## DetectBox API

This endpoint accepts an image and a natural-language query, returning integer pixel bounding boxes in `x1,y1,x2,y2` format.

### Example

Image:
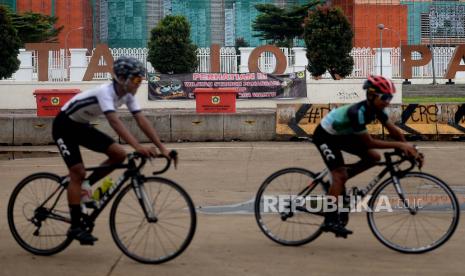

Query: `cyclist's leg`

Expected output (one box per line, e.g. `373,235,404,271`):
84,144,126,185
313,125,347,198
80,126,125,185
340,137,381,179
313,126,352,237
52,115,98,244
329,167,348,198
346,150,380,178
52,112,84,210
67,164,86,228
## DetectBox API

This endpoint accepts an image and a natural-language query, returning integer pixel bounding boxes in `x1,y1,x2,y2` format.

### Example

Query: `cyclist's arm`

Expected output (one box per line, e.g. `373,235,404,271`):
105,111,144,151
357,131,416,157
133,112,169,156
383,120,406,142
357,132,404,149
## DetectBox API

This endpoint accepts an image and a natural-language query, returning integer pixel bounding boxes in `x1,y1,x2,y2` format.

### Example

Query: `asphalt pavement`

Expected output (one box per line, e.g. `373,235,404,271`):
1,141,465,276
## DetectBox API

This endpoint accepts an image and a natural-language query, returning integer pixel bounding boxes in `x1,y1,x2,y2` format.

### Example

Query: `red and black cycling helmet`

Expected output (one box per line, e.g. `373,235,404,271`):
363,75,396,95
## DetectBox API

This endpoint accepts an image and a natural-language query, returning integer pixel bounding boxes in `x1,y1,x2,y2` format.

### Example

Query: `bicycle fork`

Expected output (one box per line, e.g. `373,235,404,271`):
392,176,417,215
132,178,158,223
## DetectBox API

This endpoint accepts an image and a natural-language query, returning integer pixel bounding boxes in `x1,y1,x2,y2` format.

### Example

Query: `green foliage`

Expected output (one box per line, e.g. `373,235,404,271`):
0,5,20,79
252,1,322,48
403,97,465,103
304,5,354,79
8,8,63,46
147,15,198,74
235,37,249,49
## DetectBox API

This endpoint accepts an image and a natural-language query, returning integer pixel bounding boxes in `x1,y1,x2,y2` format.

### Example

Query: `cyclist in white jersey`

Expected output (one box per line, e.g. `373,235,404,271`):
52,56,174,245
312,75,423,237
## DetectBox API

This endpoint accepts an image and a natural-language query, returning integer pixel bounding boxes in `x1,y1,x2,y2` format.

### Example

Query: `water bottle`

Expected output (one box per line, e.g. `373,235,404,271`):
93,177,114,200
81,180,93,204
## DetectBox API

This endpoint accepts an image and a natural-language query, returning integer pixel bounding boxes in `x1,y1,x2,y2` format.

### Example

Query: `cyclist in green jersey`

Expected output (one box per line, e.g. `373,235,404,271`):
313,75,423,237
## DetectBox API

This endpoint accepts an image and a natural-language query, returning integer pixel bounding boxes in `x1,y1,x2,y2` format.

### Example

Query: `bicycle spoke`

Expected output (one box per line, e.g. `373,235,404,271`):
157,223,183,249
381,214,409,237
415,216,436,244
153,225,169,257
132,223,151,254
124,221,149,254
115,218,146,224
116,220,145,239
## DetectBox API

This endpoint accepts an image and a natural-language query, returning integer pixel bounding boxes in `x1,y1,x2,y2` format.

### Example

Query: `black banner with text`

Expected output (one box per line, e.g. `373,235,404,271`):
148,71,307,100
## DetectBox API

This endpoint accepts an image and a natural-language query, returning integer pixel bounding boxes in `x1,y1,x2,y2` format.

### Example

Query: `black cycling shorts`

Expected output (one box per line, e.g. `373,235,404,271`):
52,111,115,168
312,124,371,171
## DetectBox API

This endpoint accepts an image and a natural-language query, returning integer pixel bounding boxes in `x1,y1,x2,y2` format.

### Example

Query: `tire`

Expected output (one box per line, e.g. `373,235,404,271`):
7,173,72,255
109,177,197,264
367,172,460,253
255,168,327,246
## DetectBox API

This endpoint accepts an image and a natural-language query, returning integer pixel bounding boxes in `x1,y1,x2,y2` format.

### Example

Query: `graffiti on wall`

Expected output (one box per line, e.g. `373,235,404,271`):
335,90,361,101
278,103,465,139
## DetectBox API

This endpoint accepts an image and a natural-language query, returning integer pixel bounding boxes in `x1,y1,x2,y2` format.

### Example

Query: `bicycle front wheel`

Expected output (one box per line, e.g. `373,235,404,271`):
109,177,197,264
368,172,460,253
7,173,72,255
255,168,327,246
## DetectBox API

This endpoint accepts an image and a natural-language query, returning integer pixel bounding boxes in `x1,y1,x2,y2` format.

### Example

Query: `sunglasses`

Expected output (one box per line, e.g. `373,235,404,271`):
130,76,143,85
375,93,393,102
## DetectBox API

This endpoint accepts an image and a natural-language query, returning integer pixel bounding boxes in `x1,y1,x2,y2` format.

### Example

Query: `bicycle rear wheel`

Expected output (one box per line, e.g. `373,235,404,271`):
368,172,460,253
7,173,72,255
255,168,327,246
109,177,196,264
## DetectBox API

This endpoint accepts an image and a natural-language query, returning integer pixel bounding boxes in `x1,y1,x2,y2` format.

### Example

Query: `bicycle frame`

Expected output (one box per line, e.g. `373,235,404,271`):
37,153,170,226
299,150,417,212
84,166,133,222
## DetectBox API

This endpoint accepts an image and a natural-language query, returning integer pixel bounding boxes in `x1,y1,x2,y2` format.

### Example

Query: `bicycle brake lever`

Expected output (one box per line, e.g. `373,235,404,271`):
169,150,178,169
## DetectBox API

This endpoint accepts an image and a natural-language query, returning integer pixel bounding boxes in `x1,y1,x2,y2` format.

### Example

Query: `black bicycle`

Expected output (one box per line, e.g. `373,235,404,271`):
7,151,197,264
255,147,460,253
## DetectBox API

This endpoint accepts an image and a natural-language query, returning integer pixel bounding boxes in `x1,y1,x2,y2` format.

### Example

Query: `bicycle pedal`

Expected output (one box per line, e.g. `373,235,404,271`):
335,233,348,239
79,240,95,246
77,235,98,246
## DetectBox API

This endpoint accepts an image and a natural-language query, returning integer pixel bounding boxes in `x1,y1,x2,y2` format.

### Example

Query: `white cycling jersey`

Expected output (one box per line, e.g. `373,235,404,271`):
61,83,141,124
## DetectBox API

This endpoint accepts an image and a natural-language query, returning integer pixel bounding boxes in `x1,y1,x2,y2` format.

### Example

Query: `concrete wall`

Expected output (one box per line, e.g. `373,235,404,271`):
0,116,14,145
3,102,465,145
0,78,408,110
0,110,276,145
307,79,402,104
